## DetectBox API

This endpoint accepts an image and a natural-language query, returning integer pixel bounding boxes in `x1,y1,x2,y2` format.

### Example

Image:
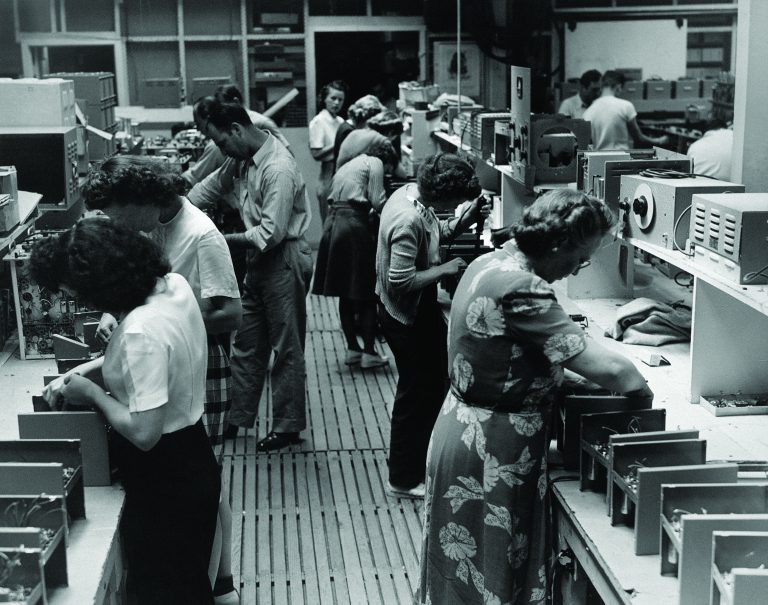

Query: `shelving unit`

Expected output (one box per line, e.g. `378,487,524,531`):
120,0,308,120
433,118,768,411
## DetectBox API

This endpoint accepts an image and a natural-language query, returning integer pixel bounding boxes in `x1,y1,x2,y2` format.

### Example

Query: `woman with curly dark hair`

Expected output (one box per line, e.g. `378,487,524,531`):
46,155,242,604
74,155,241,459
417,190,653,605
375,152,491,498
312,139,398,369
31,219,221,605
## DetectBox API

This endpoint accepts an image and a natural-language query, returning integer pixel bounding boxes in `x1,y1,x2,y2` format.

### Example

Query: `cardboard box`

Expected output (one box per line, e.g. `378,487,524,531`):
0,78,76,127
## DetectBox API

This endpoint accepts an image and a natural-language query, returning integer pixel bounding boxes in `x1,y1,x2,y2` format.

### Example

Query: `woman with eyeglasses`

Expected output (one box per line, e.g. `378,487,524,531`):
416,189,653,605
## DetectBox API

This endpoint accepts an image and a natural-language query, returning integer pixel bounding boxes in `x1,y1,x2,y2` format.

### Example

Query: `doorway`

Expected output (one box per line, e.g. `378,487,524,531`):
47,45,116,75
313,31,420,112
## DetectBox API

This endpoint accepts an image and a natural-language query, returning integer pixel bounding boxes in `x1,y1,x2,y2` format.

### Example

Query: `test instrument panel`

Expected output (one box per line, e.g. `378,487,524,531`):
577,149,693,211
689,193,768,284
505,66,589,188
0,126,80,208
0,165,19,232
618,175,743,251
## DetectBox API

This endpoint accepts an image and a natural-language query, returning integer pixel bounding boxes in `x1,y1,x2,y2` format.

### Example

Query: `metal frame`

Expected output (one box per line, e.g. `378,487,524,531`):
304,14,426,125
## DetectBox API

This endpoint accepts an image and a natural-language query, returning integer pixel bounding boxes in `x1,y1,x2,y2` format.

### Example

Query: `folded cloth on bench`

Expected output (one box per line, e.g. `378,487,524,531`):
606,297,691,346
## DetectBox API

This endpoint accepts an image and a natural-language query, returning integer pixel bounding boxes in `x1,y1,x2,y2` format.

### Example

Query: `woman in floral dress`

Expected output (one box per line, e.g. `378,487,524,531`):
418,190,654,604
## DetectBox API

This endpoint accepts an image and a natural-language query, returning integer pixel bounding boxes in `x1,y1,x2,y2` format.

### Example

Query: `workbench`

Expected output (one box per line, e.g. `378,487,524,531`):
430,124,768,602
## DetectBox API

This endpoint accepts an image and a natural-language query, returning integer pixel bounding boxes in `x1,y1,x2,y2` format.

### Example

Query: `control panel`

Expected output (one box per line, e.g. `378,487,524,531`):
690,193,768,284
619,174,743,251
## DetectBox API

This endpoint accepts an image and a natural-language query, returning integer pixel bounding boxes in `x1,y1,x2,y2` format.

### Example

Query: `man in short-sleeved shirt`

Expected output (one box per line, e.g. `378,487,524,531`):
686,124,733,181
188,96,313,451
583,70,668,151
558,69,601,120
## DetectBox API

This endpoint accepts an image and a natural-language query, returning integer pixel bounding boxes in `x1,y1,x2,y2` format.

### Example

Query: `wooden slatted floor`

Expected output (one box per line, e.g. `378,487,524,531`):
222,295,423,604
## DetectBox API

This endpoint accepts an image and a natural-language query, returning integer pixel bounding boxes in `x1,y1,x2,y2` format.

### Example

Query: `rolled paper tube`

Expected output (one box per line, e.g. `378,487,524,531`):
263,88,300,118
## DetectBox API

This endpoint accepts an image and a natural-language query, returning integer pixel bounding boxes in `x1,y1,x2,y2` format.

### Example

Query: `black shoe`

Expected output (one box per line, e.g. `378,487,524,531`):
256,431,302,451
223,424,240,440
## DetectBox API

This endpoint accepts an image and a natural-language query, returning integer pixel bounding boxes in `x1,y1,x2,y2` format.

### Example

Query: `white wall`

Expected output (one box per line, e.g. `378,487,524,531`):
283,126,324,246
565,19,687,81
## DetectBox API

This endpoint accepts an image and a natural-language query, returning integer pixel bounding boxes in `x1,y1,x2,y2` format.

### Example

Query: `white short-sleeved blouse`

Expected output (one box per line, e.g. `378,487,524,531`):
102,273,207,433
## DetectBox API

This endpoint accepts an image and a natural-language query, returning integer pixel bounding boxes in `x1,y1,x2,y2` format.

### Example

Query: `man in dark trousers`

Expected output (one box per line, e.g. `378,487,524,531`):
188,96,313,451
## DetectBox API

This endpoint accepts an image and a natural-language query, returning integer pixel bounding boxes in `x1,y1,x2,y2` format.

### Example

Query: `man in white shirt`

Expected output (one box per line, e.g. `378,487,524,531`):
583,71,668,151
558,69,602,119
686,120,733,181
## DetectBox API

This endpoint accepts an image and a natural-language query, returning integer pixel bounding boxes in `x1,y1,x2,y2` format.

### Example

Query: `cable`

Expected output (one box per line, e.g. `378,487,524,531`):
744,263,768,284
637,168,719,180
672,204,694,256
674,271,694,289
445,197,482,258
639,168,689,179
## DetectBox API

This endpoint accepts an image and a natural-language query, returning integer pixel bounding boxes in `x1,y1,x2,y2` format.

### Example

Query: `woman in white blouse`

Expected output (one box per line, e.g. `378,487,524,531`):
30,219,220,605
309,79,347,222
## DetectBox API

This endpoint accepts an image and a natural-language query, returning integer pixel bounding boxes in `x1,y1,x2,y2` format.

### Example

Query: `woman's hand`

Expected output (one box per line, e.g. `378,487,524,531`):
96,313,118,345
43,374,69,409
61,374,102,408
442,258,467,276
475,195,492,221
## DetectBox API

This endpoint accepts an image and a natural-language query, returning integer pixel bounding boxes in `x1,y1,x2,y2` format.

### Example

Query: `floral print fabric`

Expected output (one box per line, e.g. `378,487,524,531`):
417,241,586,605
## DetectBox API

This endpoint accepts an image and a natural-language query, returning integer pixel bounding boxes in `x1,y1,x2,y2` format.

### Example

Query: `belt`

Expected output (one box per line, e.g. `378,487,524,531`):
449,385,550,415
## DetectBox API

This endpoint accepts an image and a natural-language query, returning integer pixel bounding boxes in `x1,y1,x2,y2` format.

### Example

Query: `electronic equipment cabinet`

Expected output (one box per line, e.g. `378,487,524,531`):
0,126,81,209
4,239,89,359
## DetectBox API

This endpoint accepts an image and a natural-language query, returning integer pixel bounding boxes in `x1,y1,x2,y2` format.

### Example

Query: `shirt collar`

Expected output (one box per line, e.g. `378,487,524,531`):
502,239,533,272
405,184,436,222
248,132,276,167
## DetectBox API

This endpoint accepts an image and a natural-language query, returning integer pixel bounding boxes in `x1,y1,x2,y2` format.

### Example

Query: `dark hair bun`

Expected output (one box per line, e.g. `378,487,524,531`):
417,153,481,205
510,190,614,258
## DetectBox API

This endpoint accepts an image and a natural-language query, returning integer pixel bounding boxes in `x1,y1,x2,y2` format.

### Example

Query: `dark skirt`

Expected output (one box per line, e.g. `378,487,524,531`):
113,419,220,605
312,202,377,301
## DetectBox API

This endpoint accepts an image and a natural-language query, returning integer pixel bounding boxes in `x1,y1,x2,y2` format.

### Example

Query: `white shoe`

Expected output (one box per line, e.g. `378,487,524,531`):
344,349,362,365
361,352,389,369
386,481,425,499
214,589,240,605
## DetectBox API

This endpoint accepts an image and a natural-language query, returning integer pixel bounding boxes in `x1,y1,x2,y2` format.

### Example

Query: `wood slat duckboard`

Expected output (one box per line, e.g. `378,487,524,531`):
223,295,422,605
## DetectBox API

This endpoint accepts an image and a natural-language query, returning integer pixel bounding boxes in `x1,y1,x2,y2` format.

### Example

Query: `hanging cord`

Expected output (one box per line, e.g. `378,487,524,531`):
674,271,695,289
546,474,579,603
744,263,768,284
446,196,482,253
672,204,694,256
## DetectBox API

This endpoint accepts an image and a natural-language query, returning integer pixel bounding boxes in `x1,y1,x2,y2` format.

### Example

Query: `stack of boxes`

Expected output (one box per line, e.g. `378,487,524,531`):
190,76,232,103
46,72,118,162
141,77,183,108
